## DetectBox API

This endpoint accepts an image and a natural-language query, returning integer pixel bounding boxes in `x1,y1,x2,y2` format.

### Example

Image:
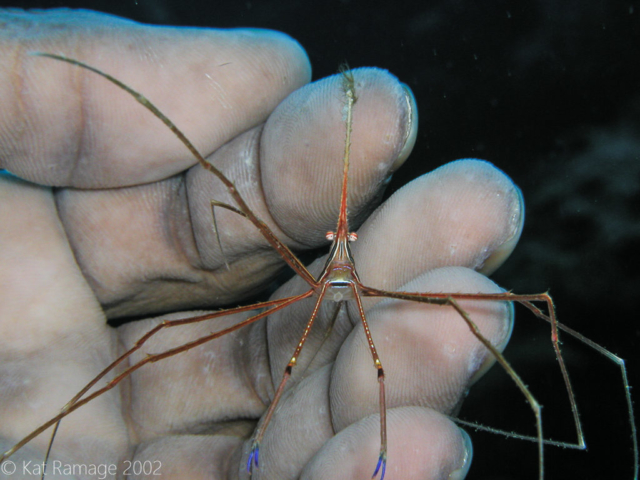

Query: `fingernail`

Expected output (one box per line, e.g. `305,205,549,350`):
468,299,514,385
390,83,418,172
478,184,525,275
449,429,473,480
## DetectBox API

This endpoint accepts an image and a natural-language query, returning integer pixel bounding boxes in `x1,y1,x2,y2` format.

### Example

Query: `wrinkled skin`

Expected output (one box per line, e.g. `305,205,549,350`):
0,9,523,480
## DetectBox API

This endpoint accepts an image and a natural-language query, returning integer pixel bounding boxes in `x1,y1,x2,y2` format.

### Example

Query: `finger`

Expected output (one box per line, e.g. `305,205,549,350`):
183,67,416,287
300,408,471,480
330,267,513,431
0,9,310,188
235,365,471,480
260,67,417,246
124,410,467,480
354,159,525,290
0,173,128,466
242,362,471,480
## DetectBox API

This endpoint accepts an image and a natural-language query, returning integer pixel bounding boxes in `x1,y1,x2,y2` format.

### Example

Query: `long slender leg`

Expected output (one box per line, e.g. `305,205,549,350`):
450,292,585,453
361,287,638,479
447,290,635,476
247,284,329,477
445,296,544,480
456,293,584,451
521,299,638,479
0,291,312,464
36,295,304,473
351,286,387,480
361,287,545,480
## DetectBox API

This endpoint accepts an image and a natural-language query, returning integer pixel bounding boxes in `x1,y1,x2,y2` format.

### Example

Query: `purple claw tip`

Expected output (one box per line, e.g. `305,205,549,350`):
246,445,260,473
372,455,387,480
246,450,254,473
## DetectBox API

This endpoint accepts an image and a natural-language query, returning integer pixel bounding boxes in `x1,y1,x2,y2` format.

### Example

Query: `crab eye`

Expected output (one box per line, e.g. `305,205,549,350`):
326,231,336,241
348,232,358,242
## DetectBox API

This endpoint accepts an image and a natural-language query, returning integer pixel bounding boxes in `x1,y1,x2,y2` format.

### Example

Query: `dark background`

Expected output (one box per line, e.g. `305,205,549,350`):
3,1,639,479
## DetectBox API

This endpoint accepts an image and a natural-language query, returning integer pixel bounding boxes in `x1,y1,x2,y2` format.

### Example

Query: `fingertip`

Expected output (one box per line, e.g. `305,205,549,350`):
478,181,525,275
440,159,524,276
261,67,413,246
391,83,418,172
353,158,524,289
330,267,512,429
232,27,312,85
301,408,471,480
449,428,473,480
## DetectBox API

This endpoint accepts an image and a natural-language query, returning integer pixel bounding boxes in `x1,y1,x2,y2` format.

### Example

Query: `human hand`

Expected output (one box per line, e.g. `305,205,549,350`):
0,9,522,480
